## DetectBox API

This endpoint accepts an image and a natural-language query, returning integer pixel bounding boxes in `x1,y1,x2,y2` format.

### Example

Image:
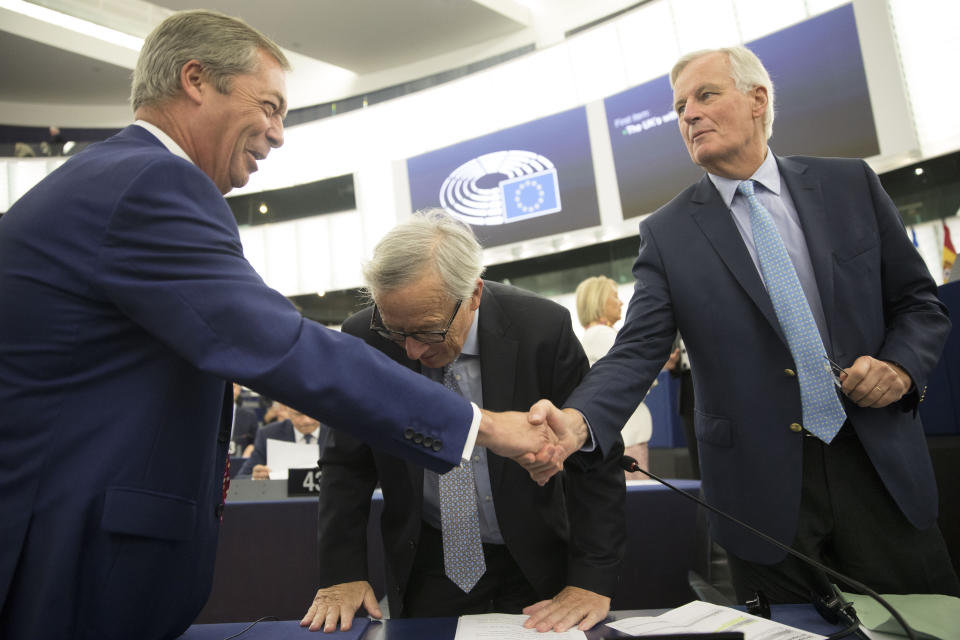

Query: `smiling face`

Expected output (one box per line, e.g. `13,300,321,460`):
195,49,287,194
672,52,767,179
375,272,482,370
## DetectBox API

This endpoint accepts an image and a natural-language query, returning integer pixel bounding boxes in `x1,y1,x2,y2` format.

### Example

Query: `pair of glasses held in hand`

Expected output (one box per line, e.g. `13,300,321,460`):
824,355,846,389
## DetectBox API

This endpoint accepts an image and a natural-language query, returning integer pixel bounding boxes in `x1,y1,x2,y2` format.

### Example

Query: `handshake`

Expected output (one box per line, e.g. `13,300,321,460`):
475,400,590,485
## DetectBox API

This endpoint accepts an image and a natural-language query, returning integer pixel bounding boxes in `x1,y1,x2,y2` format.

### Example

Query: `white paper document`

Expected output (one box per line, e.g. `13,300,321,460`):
455,614,587,640
265,438,318,480
606,601,826,640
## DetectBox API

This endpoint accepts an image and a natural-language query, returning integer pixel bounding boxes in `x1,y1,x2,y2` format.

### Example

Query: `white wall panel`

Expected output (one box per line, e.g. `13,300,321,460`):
732,0,806,42
294,216,333,295
617,1,680,88
263,221,300,296
670,0,741,54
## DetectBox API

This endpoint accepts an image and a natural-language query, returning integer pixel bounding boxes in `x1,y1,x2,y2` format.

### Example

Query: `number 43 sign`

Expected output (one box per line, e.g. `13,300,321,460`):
287,467,322,496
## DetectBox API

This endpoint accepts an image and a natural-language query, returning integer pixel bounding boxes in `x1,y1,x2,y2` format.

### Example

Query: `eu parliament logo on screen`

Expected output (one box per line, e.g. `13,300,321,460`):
500,169,561,222
438,150,562,226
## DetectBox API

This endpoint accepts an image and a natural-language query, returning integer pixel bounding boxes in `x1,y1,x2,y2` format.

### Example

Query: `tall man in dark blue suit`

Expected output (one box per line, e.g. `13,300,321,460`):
0,10,561,640
531,46,959,602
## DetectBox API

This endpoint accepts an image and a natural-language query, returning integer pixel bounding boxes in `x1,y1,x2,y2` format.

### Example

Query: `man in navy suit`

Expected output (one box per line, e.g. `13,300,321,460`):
238,405,322,478
301,211,624,634
0,10,561,640
532,46,959,602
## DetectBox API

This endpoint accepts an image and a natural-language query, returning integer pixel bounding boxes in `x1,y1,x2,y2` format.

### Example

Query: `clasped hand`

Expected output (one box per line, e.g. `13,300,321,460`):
477,403,589,486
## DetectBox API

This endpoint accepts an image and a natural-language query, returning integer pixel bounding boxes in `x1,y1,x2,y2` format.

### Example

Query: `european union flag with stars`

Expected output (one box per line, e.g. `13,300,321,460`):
499,169,562,223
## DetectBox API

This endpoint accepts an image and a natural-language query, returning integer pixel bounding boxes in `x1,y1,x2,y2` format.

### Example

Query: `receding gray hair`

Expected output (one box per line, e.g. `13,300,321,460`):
670,46,775,140
131,9,290,111
363,208,485,303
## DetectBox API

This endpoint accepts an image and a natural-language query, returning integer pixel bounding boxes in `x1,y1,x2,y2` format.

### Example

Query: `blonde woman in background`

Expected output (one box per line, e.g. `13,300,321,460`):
575,276,652,480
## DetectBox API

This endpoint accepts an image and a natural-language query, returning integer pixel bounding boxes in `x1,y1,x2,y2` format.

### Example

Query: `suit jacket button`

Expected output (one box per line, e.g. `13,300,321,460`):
413,433,424,444
789,423,803,433
423,437,434,448
432,440,442,451
784,369,796,377
403,428,415,440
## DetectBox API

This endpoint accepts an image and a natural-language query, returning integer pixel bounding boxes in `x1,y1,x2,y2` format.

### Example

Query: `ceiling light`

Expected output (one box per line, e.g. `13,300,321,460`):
0,0,144,51
914,167,924,176
258,203,268,214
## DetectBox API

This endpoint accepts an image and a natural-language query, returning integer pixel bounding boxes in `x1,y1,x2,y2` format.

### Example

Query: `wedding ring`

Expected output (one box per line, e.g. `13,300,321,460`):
874,385,884,393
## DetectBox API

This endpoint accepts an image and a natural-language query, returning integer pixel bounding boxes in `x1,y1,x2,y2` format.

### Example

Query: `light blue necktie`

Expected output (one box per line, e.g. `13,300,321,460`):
438,363,486,592
738,179,846,443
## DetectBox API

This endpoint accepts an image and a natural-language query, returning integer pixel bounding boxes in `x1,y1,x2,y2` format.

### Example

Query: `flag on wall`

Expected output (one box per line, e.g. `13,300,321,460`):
944,222,956,282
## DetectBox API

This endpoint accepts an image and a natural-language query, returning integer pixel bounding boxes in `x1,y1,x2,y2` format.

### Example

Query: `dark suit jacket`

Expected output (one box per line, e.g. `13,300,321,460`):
316,282,626,615
0,126,476,640
566,156,950,563
237,419,321,475
232,406,259,453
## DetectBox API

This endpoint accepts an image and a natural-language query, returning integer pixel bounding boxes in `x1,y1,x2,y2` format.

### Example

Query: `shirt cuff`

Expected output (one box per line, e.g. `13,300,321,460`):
460,402,482,461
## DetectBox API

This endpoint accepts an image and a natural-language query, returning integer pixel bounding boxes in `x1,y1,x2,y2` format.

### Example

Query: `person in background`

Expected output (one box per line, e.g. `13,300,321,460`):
575,276,678,480
238,404,321,479
231,383,259,457
0,11,561,640
261,398,291,426
664,335,698,478
302,210,625,634
531,45,959,604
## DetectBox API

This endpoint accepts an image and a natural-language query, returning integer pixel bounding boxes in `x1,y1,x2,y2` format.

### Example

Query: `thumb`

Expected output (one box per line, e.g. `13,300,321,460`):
363,586,383,619
528,398,556,425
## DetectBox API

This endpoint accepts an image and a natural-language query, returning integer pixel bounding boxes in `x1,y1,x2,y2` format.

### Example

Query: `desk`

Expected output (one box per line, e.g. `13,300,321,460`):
181,605,847,639
196,481,700,623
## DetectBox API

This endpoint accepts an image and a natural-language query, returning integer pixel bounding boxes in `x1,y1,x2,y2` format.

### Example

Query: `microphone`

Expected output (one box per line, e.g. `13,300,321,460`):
619,455,916,640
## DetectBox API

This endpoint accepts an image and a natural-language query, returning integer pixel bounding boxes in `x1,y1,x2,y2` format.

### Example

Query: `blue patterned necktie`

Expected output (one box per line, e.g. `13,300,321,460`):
438,363,486,592
738,179,846,443
302,433,313,444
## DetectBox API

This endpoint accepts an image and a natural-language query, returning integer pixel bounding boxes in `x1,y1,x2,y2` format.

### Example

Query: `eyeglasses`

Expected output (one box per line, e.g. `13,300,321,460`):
370,299,463,345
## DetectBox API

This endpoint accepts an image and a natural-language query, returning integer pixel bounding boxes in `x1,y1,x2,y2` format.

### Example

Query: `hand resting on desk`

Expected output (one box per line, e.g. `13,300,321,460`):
522,585,611,633
300,580,382,632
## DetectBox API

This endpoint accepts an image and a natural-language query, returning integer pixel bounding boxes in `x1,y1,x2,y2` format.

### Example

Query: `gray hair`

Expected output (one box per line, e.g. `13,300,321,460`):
362,208,485,303
670,46,775,140
575,276,616,328
131,9,290,111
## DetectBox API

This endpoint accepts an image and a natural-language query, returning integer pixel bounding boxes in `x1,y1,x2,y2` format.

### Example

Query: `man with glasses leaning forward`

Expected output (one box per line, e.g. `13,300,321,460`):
301,209,626,634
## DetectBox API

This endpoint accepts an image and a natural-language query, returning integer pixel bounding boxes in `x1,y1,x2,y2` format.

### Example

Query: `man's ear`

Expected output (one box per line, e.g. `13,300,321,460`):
751,85,768,119
180,59,205,105
470,278,484,311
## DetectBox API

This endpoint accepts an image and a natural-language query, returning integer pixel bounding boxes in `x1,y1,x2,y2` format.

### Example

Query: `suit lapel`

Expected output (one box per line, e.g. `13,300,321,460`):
477,288,517,494
778,156,836,341
688,176,786,344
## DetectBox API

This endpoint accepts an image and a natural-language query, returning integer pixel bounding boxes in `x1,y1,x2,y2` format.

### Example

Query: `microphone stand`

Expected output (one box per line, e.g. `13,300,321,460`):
620,456,917,640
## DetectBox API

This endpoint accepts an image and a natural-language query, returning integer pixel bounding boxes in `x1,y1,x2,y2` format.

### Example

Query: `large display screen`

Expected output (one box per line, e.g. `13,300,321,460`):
407,106,601,248
605,3,879,219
